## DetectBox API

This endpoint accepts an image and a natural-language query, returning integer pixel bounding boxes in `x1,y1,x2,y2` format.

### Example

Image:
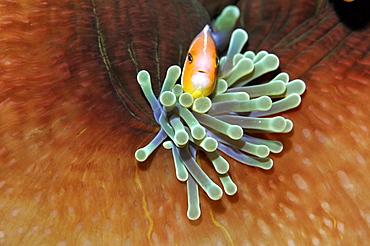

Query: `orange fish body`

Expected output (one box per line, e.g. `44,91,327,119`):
181,25,218,99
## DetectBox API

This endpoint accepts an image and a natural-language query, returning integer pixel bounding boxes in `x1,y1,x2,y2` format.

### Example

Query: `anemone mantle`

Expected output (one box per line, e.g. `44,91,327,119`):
0,0,370,245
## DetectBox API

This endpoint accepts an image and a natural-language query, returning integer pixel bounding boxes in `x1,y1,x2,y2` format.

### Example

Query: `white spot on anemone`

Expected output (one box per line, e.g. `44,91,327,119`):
134,5,306,220
292,174,308,190
287,239,295,246
337,170,352,189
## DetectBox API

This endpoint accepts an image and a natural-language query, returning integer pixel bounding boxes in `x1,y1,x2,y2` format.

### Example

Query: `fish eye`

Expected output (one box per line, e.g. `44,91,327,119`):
187,53,193,63
215,57,220,67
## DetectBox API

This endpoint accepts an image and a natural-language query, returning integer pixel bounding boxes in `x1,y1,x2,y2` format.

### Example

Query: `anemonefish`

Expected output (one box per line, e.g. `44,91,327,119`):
181,25,219,99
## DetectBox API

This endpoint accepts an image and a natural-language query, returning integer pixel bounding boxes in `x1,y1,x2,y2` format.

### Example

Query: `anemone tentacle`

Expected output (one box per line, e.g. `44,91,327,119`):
134,5,306,220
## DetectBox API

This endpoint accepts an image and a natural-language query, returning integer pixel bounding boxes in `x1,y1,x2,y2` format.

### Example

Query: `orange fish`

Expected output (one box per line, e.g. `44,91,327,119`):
181,25,219,99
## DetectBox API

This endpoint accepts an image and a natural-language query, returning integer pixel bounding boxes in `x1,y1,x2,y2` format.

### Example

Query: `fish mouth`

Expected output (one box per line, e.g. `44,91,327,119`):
191,72,211,88
189,72,213,98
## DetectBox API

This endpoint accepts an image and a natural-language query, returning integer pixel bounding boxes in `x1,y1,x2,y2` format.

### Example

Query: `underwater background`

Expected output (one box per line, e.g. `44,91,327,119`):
0,0,369,245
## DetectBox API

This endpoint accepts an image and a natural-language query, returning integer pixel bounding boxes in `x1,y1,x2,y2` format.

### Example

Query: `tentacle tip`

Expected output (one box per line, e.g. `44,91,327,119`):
137,70,150,85
187,209,201,221
174,131,189,146
225,185,237,196
227,125,243,140
135,148,148,162
207,185,223,200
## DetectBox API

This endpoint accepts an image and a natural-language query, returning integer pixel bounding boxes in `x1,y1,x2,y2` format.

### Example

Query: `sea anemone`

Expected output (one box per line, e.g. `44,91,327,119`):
135,5,306,220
